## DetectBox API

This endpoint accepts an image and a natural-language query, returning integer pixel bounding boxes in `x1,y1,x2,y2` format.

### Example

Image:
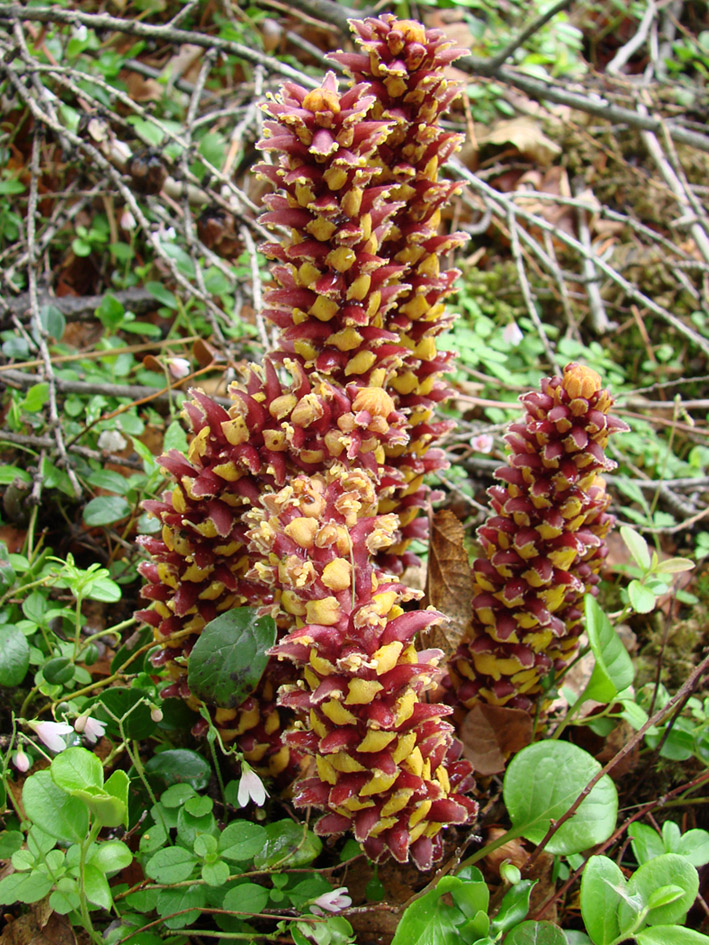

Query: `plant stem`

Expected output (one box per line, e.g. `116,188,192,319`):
82,616,136,645
124,737,167,833
456,824,525,870
79,822,102,944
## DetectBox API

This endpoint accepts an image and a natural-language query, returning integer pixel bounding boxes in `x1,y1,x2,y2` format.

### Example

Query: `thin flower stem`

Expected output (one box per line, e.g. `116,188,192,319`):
457,824,525,870
82,616,137,645
124,738,166,833
78,822,102,944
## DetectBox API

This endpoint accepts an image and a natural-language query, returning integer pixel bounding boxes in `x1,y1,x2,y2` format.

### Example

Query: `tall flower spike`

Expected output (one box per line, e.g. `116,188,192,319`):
330,16,469,570
137,360,411,774
248,464,476,870
257,72,410,387
448,363,629,712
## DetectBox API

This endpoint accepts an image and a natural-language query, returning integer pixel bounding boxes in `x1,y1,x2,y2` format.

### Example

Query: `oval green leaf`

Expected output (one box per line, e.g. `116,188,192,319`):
504,921,568,945
253,819,322,869
584,595,635,703
187,608,276,709
23,771,89,843
51,746,103,792
503,742,617,855
83,495,132,526
620,525,650,570
222,881,270,916
618,854,698,929
145,846,199,884
0,626,29,687
579,855,626,945
636,927,709,945
144,749,211,790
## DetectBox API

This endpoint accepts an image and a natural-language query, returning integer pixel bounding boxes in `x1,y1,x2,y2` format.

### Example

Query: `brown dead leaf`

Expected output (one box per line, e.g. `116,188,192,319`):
477,117,561,166
514,167,577,237
160,44,204,87
459,704,533,776
484,826,529,875
193,338,219,368
0,902,76,945
422,510,473,657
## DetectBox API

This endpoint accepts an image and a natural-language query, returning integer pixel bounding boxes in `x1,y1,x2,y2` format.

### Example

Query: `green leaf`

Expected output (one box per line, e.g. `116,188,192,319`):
0,465,31,485
219,821,267,863
583,596,635,703
146,281,178,309
0,831,24,858
253,819,322,869
176,807,216,846
629,824,665,866
23,771,89,843
579,856,626,945
103,769,129,826
144,749,211,790
145,846,199,883
51,746,104,792
84,863,113,910
156,883,206,929
0,625,29,686
618,854,698,928
73,786,127,829
0,870,53,905
491,880,535,933
187,608,276,709
185,794,212,817
39,304,66,341
222,882,269,915
125,887,160,914
27,825,55,857
22,383,50,413
161,783,197,808
503,742,617,855
676,829,709,867
628,580,657,614
83,495,132,526
620,526,651,569
636,927,709,944
163,419,188,453
96,293,125,328
87,469,131,495
504,921,568,945
96,687,156,739
90,839,133,875
49,877,81,914
654,557,695,575
391,876,467,945
201,858,231,886
42,656,75,685
647,884,685,909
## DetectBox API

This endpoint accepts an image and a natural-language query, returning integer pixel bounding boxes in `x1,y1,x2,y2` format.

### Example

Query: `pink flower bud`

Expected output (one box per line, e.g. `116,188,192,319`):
13,749,31,773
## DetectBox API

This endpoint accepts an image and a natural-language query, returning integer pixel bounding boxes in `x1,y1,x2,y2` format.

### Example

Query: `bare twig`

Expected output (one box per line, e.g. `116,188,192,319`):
24,126,81,499
521,650,709,875
506,208,560,373
1,288,158,324
0,368,231,409
485,0,574,72
0,5,319,87
606,0,657,74
574,185,612,333
452,159,709,359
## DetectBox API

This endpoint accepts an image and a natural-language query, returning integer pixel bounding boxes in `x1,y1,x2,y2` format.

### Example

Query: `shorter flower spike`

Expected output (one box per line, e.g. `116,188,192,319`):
448,363,628,713
250,464,477,869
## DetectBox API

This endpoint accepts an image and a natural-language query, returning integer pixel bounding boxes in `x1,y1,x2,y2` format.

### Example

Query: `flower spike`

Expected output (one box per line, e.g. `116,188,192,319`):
448,363,629,713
